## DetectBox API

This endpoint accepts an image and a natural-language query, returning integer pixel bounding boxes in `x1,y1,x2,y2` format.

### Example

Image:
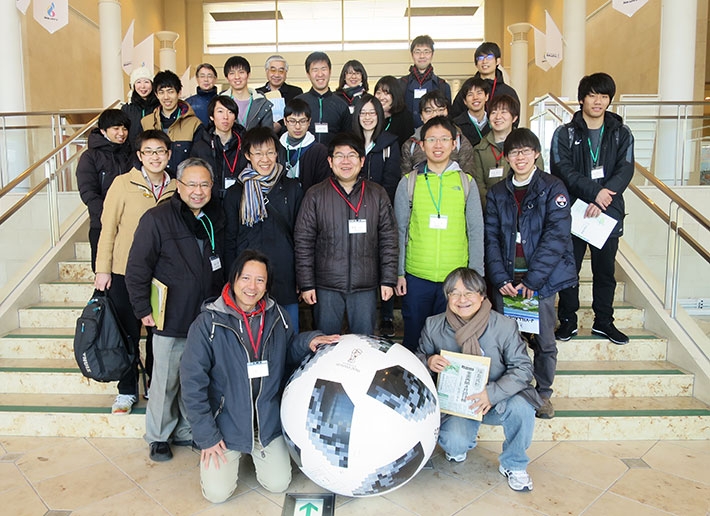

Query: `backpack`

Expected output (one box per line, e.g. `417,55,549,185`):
406,168,471,208
73,290,135,382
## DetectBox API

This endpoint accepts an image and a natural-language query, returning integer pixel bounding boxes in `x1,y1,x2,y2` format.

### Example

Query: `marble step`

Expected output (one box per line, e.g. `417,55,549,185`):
555,329,666,361
58,261,94,282
0,359,115,394
74,242,91,261
553,361,693,398
40,281,94,304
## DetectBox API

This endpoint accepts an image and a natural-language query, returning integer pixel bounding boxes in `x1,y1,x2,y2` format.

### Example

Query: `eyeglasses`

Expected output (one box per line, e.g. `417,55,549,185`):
249,151,278,159
507,148,536,158
140,148,169,156
413,49,433,56
345,70,362,76
268,67,286,74
197,74,215,80
332,152,360,161
422,107,447,115
476,53,496,62
423,136,453,144
359,110,377,118
285,117,309,126
178,179,213,190
448,291,479,300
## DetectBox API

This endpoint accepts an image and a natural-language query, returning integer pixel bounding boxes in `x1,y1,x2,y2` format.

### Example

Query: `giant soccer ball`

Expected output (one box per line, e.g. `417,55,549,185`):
281,334,440,497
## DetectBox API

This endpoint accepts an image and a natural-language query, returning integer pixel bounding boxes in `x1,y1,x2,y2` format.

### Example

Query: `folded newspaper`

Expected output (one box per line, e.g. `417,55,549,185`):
437,350,491,421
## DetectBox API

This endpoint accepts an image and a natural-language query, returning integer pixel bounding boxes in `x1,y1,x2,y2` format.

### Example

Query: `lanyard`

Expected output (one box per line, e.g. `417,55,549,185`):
384,117,391,132
588,125,605,166
468,114,483,140
424,165,443,217
490,76,498,100
330,178,365,218
237,300,265,359
318,97,323,123
221,133,242,176
490,145,504,166
197,213,216,254
286,143,303,168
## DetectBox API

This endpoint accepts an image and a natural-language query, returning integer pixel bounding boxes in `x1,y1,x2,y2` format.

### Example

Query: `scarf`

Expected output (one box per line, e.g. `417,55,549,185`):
409,65,434,87
445,297,492,356
238,163,283,227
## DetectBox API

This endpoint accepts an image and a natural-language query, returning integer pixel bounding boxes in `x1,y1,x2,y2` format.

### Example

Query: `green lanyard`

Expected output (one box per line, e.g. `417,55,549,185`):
424,165,443,217
197,213,215,254
318,97,323,123
468,113,483,140
587,125,605,166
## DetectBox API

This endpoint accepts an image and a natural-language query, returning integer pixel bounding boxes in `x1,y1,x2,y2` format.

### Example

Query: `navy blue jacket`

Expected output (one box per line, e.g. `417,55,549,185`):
485,169,577,298
186,86,218,127
400,69,451,128
550,110,634,236
360,131,401,203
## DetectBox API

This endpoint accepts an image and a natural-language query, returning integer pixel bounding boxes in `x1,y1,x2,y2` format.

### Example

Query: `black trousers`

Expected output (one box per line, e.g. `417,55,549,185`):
557,235,619,326
88,227,101,273
107,274,142,395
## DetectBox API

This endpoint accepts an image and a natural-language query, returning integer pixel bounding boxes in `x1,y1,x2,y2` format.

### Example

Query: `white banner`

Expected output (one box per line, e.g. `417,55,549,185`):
17,0,30,15
534,27,551,71
180,66,197,99
132,34,154,75
544,11,563,69
33,0,68,34
121,20,135,75
612,0,649,17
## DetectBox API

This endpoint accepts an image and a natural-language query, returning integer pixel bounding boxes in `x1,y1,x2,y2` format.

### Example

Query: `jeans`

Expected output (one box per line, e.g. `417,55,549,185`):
438,394,535,471
313,288,376,335
401,274,447,352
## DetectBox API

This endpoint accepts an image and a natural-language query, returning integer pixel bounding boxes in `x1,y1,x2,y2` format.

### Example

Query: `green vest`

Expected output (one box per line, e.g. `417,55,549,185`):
406,169,468,282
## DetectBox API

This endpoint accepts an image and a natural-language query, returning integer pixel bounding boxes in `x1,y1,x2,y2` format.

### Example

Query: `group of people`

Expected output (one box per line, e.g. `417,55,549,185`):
75,34,634,501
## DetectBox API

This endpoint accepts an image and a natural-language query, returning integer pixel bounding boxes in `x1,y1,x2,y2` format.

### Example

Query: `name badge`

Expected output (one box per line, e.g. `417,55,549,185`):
348,219,367,234
591,166,605,180
414,88,427,99
348,105,355,114
315,122,329,134
224,177,236,189
516,231,522,244
429,214,448,229
209,255,222,271
489,167,504,178
247,360,269,379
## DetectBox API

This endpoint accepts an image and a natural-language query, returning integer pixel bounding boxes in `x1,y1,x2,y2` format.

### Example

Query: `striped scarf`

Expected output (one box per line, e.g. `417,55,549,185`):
238,163,283,227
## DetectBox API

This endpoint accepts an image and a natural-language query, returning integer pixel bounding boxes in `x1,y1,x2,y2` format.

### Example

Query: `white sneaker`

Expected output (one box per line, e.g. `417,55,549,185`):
445,452,467,463
112,394,137,415
499,465,533,491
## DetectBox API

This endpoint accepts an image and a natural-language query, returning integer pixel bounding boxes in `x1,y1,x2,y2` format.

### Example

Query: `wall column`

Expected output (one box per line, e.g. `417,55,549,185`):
561,0,585,100
99,0,123,107
156,31,179,72
655,0,697,184
507,23,532,125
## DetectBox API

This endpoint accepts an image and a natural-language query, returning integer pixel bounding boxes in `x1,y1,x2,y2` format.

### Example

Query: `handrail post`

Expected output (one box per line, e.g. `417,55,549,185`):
670,208,683,319
45,160,60,247
0,116,7,189
664,201,679,310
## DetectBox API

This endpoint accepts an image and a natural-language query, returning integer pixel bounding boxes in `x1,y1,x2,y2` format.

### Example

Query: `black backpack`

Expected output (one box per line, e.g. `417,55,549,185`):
73,290,135,382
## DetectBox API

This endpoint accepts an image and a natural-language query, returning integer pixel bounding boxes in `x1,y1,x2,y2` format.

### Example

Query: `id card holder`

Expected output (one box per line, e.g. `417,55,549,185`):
489,167,504,178
209,255,222,271
348,219,367,234
348,105,355,114
315,122,329,134
247,360,269,379
429,214,448,229
414,88,427,99
224,177,236,189
516,231,522,244
591,166,605,180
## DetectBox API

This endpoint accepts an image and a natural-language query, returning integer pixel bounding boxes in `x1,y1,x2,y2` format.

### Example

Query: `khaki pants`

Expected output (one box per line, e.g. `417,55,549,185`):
200,436,292,503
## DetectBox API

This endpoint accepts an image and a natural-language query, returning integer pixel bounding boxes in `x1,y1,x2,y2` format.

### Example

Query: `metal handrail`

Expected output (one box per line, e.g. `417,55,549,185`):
0,107,110,118
0,101,119,201
0,179,49,226
533,93,710,108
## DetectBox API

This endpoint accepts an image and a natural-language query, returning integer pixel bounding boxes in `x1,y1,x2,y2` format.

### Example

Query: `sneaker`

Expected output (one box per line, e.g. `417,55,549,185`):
555,320,578,341
535,397,555,419
111,394,137,415
380,319,395,338
499,465,533,491
445,452,467,463
149,441,173,462
591,322,629,345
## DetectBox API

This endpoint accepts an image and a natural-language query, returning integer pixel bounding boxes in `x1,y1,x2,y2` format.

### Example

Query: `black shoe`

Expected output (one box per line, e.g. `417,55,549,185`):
591,323,629,345
149,441,173,462
555,320,578,341
380,319,395,338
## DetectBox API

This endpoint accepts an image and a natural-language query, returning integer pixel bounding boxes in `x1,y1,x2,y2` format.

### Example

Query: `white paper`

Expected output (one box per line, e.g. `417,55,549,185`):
570,199,618,249
437,350,491,421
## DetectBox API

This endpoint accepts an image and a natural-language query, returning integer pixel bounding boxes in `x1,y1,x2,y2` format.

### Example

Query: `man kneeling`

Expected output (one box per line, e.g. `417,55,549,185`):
418,267,541,492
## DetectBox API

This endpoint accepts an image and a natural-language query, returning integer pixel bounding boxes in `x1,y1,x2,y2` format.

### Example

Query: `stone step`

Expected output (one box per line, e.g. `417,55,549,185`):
74,241,92,261
553,361,693,398
18,304,84,328
39,281,94,304
0,359,115,394
58,261,94,282
0,328,75,359
555,329,667,361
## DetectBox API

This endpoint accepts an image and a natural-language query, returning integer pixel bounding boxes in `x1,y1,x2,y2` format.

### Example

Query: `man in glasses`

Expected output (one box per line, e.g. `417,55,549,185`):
126,157,225,463
451,41,520,119
400,35,451,128
394,116,484,352
278,98,330,193
186,63,220,127
256,55,303,132
295,132,398,335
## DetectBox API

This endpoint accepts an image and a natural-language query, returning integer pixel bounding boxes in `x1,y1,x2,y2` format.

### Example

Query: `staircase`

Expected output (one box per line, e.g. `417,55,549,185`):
1,242,709,440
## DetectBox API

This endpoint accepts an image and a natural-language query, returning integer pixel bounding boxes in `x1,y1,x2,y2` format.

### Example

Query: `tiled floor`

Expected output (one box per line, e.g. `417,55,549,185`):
1,436,709,516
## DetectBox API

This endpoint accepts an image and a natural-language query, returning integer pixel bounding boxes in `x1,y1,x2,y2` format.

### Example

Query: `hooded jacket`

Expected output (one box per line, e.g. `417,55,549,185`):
76,128,133,229
190,124,248,201
278,132,331,193
186,86,219,127
219,89,274,130
400,125,476,178
450,68,520,119
122,91,160,153
400,66,451,127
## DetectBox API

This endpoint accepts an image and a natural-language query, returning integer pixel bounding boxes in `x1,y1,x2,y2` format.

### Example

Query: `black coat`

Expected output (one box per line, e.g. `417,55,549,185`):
121,92,160,153
295,89,351,145
385,109,415,148
278,137,331,193
451,69,520,119
361,131,401,203
191,126,248,202
223,174,303,305
126,194,226,338
76,128,133,229
453,111,491,149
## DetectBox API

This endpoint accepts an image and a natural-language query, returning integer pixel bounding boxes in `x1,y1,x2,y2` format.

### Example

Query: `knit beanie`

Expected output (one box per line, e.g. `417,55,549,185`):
130,67,153,89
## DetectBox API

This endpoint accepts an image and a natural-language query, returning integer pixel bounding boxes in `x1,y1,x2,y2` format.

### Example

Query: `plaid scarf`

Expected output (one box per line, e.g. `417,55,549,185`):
238,163,283,227
409,65,434,87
